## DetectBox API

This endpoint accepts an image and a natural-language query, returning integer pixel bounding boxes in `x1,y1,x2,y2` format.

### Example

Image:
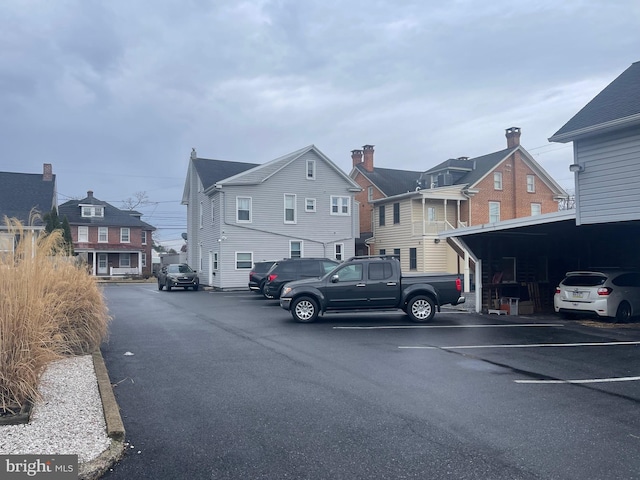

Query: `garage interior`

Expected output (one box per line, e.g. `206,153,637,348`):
446,215,640,314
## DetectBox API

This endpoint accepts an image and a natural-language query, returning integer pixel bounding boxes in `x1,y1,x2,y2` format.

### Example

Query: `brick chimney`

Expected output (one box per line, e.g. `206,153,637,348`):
506,127,521,148
362,145,375,172
351,149,363,168
43,163,53,181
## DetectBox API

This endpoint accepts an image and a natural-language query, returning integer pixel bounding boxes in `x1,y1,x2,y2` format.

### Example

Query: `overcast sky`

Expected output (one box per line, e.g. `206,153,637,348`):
2,1,639,247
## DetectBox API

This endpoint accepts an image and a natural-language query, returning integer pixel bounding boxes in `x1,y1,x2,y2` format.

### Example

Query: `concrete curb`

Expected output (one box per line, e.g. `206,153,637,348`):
78,351,126,480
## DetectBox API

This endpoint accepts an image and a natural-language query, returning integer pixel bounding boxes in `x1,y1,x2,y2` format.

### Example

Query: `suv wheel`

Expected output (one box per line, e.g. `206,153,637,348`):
407,295,435,322
291,296,319,323
615,301,632,323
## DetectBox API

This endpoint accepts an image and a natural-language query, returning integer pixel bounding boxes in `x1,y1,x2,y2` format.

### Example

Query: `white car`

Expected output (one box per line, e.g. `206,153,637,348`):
554,270,640,323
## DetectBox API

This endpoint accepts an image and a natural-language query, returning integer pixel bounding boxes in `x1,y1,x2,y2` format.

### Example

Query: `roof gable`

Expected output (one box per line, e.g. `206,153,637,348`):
550,61,640,142
0,171,57,226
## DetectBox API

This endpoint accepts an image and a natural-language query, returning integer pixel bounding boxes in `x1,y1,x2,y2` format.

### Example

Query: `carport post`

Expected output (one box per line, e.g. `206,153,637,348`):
464,250,470,292
475,259,482,313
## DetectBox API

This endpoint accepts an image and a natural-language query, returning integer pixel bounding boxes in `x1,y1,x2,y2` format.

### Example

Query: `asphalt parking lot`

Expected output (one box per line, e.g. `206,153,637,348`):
101,284,640,479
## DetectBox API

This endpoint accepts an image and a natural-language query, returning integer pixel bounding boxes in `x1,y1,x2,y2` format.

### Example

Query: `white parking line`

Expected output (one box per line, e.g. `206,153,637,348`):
515,376,640,384
399,341,640,350
334,323,564,330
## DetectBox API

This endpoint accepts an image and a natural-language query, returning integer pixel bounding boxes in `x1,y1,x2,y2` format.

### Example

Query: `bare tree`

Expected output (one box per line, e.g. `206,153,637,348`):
122,191,150,211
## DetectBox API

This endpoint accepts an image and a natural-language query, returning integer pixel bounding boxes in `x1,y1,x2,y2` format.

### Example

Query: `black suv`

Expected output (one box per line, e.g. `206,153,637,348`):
248,261,276,294
263,258,339,299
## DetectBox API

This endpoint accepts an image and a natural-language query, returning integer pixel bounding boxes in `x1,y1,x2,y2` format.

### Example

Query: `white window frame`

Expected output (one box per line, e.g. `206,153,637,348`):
367,186,373,202
236,252,253,269
527,175,536,193
213,252,218,270
531,203,542,216
334,243,344,261
199,202,203,228
120,227,130,243
81,206,104,218
236,196,252,223
330,196,350,216
489,202,501,223
290,240,303,258
306,159,316,180
0,233,15,253
284,194,297,224
494,172,503,190
98,227,108,243
427,207,436,222
78,226,89,243
211,199,215,224
141,230,147,245
199,245,203,271
305,198,316,212
142,253,147,268
119,253,130,268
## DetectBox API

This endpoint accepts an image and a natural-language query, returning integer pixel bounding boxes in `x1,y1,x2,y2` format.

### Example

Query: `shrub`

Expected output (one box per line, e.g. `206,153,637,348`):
0,217,110,413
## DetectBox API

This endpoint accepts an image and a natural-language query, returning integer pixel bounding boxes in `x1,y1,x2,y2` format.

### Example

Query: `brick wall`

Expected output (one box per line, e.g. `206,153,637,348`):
470,150,558,224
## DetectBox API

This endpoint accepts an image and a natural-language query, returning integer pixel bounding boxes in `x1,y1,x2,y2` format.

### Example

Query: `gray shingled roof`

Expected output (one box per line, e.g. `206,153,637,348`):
193,158,259,190
359,147,514,193
58,194,156,230
0,171,57,226
550,61,640,141
355,164,423,196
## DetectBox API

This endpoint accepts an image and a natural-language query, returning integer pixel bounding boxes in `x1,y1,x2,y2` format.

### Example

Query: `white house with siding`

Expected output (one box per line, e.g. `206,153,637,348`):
182,145,361,289
549,60,640,226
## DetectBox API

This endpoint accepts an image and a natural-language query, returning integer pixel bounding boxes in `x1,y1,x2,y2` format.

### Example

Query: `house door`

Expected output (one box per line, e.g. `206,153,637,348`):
97,254,108,275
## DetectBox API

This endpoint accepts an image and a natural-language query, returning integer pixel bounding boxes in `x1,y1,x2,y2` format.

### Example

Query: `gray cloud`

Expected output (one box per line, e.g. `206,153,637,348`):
1,0,638,246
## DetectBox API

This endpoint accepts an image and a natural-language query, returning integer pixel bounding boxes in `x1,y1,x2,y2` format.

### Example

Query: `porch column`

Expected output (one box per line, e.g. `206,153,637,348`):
422,198,426,236
443,199,448,227
138,251,142,274
475,259,482,313
92,251,97,276
457,200,461,227
464,250,470,292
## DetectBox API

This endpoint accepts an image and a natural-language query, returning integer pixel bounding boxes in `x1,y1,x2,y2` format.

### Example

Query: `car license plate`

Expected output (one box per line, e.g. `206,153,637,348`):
571,291,584,299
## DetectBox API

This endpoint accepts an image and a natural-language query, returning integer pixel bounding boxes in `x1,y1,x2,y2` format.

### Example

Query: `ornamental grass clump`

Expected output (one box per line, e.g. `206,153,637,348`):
0,218,110,413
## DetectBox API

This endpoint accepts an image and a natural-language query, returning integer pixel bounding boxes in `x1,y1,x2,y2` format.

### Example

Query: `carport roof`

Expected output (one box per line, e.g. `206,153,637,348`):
439,210,576,239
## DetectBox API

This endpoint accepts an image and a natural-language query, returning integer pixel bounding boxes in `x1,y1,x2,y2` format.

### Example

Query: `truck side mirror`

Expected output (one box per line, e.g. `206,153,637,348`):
331,274,340,283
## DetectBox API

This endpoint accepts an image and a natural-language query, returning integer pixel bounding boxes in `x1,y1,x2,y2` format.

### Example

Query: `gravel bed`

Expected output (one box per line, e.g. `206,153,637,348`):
0,355,111,464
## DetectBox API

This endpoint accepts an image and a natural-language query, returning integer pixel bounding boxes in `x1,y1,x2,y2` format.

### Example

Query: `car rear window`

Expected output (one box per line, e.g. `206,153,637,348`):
562,275,607,287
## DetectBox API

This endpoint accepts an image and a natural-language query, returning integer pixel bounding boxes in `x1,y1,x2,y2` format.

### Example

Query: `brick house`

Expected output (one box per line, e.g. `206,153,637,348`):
58,191,156,276
350,128,568,278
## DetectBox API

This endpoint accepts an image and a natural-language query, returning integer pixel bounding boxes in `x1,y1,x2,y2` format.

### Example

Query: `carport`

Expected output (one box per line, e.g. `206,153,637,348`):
441,211,640,314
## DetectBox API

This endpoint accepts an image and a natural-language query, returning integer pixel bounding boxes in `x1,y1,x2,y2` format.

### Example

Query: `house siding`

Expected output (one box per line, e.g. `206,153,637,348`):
574,128,640,224
188,148,358,289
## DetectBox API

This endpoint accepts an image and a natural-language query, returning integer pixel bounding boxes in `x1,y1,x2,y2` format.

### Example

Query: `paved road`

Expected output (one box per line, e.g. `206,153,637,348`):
101,284,640,479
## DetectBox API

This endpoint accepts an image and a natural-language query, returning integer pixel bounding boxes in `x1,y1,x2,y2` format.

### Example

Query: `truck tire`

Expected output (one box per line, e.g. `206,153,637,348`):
407,295,436,322
291,296,319,323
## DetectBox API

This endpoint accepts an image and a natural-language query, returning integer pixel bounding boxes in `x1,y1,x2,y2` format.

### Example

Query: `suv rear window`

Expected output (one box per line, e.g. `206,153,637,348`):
562,275,607,287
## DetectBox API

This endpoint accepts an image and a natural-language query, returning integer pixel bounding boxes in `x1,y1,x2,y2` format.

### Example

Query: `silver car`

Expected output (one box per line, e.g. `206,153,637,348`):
554,269,640,322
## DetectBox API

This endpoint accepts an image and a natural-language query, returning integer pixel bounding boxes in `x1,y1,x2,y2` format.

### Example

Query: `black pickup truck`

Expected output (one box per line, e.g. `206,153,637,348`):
279,255,465,323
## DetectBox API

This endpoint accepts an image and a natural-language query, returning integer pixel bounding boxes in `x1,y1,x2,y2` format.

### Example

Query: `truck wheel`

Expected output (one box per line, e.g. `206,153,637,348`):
407,295,435,322
291,296,319,323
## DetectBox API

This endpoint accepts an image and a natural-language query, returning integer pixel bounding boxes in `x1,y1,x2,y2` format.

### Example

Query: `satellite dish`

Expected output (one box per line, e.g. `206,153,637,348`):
181,232,188,240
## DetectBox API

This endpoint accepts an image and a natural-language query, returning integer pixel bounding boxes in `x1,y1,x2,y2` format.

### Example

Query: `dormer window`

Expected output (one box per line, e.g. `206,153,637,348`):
81,205,104,217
